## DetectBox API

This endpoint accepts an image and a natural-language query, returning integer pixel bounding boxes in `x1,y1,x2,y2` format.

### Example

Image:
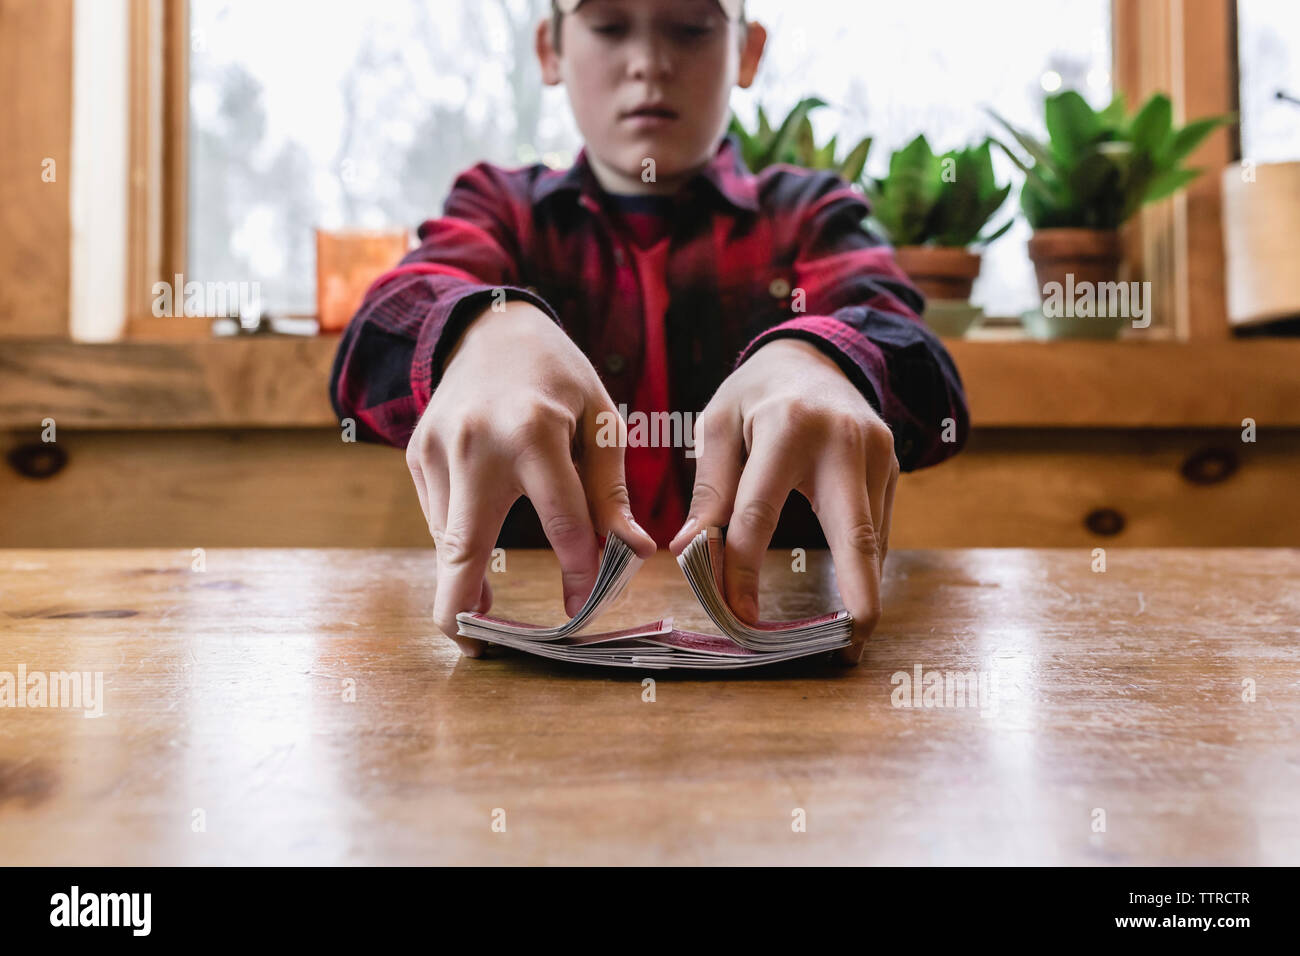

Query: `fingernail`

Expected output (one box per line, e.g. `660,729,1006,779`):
626,514,651,542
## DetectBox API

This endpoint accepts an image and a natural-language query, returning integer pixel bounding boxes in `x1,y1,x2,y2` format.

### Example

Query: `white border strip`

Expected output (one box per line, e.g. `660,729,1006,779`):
69,0,130,342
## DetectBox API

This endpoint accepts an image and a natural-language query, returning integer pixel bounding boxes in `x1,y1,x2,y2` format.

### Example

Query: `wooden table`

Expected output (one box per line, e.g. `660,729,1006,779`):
1,547,1297,865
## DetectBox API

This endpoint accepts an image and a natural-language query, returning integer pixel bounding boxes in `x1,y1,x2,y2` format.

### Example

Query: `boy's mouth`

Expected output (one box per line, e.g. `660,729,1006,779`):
621,103,680,128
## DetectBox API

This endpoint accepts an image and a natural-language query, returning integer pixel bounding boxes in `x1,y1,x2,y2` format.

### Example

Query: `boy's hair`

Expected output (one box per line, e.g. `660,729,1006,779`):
549,1,748,56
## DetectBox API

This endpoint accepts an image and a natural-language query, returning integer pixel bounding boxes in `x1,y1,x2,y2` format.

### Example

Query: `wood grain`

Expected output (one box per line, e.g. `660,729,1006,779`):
161,0,187,288
0,0,73,338
4,338,1300,429
948,340,1300,426
127,0,164,325
0,338,338,428
1176,0,1234,340
1113,0,1235,340
0,546,1296,864
3,427,1299,549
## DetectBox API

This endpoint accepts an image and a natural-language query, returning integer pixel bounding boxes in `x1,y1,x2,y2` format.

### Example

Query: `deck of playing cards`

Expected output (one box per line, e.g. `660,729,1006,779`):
456,526,852,670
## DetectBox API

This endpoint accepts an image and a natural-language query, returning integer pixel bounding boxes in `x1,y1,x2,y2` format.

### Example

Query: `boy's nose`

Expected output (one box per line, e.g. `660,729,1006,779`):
626,41,672,82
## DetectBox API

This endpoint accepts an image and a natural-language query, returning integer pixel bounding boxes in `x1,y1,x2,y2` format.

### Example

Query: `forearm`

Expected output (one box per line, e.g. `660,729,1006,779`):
329,274,558,447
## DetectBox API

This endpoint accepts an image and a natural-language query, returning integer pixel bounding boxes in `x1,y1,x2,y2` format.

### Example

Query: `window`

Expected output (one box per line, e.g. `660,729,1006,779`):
189,0,576,315
1236,0,1300,163
734,0,1112,317
188,0,1111,318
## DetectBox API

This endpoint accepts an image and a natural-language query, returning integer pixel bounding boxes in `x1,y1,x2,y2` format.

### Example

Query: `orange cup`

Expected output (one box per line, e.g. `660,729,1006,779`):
315,228,411,332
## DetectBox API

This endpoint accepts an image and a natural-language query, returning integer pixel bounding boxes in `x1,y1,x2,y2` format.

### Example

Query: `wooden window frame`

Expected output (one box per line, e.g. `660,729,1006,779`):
126,0,190,338
1113,0,1239,341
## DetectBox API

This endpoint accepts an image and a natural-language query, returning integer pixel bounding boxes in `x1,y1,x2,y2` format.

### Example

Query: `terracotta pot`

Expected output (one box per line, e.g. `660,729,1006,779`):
1023,227,1130,339
1026,228,1122,294
893,246,982,302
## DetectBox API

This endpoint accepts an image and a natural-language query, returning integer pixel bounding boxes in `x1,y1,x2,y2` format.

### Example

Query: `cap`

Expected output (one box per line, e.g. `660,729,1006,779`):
554,0,743,19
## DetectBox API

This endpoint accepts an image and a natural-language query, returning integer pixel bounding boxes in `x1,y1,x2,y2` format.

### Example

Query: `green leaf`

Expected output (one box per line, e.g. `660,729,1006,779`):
987,109,1060,176
889,133,937,179
1162,115,1230,165
794,114,817,166
1019,179,1056,228
1144,166,1202,202
1098,92,1127,129
970,139,998,197
990,135,1058,204
1045,91,1101,161
870,135,945,245
755,96,826,171
978,181,1013,224
1130,93,1173,154
1068,150,1126,228
837,135,872,184
814,132,838,169
977,217,1015,244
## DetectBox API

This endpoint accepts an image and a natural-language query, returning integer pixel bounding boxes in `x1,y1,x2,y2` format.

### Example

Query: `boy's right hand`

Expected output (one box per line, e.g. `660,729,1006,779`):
406,300,656,656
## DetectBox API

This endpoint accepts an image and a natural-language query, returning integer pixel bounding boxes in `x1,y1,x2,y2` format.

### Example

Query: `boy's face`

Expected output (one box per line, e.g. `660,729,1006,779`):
537,0,766,194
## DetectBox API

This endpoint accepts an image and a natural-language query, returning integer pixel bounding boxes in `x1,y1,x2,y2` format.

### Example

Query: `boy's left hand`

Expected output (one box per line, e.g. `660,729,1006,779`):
668,338,898,664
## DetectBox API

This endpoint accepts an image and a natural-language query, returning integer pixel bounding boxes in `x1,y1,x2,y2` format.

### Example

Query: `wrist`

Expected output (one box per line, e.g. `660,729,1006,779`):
442,300,551,373
751,335,840,373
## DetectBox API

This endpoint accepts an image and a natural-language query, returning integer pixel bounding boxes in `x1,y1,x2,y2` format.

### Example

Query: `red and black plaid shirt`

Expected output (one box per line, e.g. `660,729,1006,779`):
330,133,969,547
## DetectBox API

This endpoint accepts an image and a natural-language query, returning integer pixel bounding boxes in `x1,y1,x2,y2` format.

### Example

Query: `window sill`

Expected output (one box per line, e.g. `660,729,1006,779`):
1,336,1298,430
0,335,342,429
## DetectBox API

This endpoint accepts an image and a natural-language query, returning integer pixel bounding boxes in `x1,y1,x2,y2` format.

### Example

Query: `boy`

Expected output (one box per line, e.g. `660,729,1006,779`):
330,0,969,664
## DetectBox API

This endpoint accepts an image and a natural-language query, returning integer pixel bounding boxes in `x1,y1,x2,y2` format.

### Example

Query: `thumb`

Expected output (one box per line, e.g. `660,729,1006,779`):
669,413,743,556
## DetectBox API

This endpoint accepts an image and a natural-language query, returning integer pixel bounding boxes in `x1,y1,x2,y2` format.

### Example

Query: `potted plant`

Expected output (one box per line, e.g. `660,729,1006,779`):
863,135,1013,335
990,90,1231,338
728,97,872,181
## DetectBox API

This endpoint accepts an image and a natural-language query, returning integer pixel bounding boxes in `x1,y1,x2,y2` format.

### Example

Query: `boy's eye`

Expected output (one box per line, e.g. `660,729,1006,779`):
671,22,714,40
591,22,628,37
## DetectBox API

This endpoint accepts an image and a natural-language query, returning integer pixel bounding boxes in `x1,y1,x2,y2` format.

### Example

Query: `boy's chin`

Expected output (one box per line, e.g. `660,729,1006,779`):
602,137,715,181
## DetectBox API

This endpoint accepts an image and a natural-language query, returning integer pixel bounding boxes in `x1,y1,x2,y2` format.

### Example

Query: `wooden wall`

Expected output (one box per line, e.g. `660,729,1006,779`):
4,427,1297,549
0,0,74,338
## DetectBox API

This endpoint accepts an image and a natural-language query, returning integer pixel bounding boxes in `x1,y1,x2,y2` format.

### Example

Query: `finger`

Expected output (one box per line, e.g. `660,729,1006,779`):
407,429,449,539
517,434,603,618
407,452,430,523
414,449,487,657
582,405,656,558
723,435,800,624
467,575,498,658
669,410,744,556
878,459,899,574
809,448,888,666
432,463,513,654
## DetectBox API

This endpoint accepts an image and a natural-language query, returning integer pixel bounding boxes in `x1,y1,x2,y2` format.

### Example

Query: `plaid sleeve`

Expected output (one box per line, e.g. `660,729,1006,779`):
735,171,970,471
329,163,560,447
